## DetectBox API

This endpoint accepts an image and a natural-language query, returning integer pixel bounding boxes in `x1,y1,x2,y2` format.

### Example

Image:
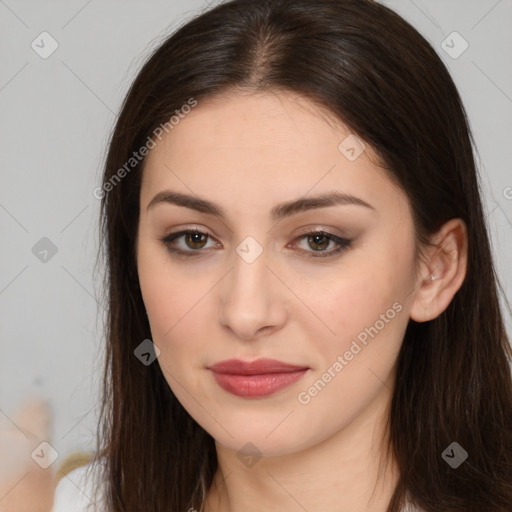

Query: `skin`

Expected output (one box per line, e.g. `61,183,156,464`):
0,398,54,512
136,90,467,512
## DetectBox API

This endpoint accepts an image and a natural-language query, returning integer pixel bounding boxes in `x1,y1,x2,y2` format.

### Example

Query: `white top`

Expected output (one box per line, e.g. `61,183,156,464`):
52,462,423,512
52,463,105,512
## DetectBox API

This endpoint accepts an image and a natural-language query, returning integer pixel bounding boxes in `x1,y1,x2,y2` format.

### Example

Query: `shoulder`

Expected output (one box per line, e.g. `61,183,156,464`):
52,461,106,512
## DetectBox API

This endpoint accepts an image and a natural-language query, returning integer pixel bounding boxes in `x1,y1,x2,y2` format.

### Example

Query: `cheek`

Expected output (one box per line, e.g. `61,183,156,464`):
295,276,407,426
137,244,216,375
137,243,190,341
316,287,398,366
305,246,411,366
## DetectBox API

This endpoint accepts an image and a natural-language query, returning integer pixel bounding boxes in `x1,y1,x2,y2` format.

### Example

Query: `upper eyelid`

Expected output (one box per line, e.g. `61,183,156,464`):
163,223,349,238
162,228,349,254
163,226,345,242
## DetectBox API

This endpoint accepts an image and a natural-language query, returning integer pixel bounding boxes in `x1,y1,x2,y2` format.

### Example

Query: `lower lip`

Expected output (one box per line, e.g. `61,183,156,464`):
209,369,308,397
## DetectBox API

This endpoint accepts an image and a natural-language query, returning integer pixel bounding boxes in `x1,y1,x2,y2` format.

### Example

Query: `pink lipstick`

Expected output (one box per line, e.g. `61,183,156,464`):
207,358,309,398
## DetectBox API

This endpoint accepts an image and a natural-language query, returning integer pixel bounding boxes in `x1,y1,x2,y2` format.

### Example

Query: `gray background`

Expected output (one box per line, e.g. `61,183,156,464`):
1,0,511,464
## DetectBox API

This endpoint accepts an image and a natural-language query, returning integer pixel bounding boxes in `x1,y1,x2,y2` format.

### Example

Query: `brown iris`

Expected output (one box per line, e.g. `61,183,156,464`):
185,232,207,249
308,234,329,251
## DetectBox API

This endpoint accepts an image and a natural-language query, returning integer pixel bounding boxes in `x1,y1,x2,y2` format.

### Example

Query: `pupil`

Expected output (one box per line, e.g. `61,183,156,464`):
187,232,206,248
309,234,328,250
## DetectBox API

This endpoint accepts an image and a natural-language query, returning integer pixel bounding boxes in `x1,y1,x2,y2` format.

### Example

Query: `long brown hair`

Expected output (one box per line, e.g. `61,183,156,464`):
91,0,512,510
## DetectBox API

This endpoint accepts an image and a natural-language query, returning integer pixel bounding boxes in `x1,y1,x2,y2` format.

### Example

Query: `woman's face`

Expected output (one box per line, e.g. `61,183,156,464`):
136,90,420,457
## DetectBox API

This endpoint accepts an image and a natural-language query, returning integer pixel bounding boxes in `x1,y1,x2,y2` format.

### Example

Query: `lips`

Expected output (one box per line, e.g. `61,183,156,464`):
207,358,309,375
207,358,310,397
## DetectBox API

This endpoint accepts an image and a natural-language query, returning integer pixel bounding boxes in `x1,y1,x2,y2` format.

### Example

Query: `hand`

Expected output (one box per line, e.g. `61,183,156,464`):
0,397,55,512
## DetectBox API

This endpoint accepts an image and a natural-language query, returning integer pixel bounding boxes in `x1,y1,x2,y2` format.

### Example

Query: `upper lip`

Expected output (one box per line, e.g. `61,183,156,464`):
208,358,309,375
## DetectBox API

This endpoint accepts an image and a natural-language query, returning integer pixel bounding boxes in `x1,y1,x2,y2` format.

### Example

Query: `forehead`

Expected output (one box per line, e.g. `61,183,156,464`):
146,91,354,163
140,90,407,218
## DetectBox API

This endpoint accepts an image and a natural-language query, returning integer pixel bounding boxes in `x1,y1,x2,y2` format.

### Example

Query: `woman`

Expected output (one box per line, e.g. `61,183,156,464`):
52,0,512,511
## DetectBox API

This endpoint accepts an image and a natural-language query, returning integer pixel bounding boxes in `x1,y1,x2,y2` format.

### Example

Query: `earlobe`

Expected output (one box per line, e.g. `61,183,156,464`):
409,218,468,322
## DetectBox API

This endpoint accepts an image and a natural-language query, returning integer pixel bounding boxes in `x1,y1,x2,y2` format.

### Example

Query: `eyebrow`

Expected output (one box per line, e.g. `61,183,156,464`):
146,190,376,220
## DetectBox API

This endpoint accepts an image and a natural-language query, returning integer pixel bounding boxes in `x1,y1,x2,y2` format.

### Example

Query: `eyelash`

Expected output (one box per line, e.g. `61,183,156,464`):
160,228,352,259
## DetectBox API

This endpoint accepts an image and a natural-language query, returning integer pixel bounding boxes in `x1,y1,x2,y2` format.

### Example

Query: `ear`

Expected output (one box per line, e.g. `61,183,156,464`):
409,218,468,322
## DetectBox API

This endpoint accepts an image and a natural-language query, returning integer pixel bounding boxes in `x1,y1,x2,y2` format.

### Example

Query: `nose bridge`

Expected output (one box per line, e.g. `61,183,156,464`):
227,239,271,311
232,240,268,292
218,235,286,338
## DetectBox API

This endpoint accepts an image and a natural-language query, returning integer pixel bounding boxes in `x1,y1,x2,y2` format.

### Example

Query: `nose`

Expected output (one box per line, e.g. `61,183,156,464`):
218,245,287,341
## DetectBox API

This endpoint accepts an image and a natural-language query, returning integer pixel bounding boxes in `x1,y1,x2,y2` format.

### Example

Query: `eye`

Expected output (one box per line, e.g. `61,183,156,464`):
160,227,352,259
290,230,352,258
160,228,219,256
